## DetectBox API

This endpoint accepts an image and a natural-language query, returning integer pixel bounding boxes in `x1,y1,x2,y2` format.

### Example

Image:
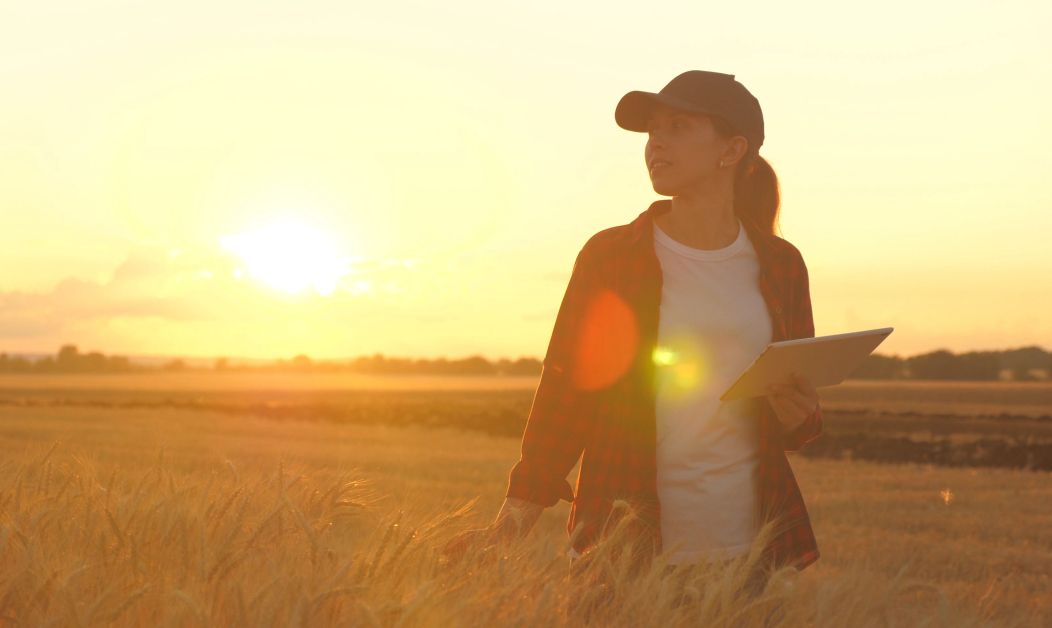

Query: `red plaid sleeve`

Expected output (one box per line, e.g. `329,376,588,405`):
506,244,597,508
782,247,823,452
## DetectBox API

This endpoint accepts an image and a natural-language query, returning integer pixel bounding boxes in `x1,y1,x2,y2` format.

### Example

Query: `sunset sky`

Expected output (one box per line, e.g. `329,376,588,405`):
2,1,1049,362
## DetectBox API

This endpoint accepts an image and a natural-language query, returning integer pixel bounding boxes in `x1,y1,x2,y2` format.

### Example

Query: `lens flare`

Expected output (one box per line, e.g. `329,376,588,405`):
571,288,638,391
652,332,713,401
652,346,678,366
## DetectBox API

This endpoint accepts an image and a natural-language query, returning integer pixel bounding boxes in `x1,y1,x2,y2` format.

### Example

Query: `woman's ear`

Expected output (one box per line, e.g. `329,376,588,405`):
720,135,750,169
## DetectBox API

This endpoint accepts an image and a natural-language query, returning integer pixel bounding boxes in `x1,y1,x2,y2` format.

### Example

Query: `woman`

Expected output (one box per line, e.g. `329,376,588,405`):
444,70,823,589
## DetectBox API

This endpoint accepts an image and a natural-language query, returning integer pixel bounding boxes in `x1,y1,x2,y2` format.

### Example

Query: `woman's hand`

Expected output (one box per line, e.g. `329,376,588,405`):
765,371,819,433
440,498,542,566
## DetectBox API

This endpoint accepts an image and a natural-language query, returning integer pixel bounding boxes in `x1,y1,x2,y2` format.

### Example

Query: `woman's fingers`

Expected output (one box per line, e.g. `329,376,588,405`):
769,396,806,431
778,388,815,416
792,372,817,396
766,393,793,421
768,378,817,413
766,387,812,426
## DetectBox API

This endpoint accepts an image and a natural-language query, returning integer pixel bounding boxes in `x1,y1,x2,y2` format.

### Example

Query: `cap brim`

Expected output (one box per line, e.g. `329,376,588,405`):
614,91,718,132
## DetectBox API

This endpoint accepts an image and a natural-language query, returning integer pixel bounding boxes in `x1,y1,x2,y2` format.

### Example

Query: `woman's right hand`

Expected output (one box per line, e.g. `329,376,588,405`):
440,498,542,565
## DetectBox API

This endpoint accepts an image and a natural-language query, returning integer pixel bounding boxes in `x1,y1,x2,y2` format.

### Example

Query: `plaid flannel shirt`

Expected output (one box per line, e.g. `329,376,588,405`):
506,199,822,571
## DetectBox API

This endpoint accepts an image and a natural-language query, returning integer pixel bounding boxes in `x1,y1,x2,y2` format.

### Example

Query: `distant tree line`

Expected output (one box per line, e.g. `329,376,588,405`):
214,353,544,376
852,346,1051,381
1,344,1050,380
0,345,543,376
0,345,144,373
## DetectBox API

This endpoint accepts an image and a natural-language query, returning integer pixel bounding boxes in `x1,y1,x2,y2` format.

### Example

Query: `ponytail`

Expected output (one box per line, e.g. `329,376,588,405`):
709,116,782,240
732,152,781,240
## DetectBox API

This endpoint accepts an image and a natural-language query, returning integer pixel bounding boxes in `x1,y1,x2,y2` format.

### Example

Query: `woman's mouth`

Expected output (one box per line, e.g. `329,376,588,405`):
649,159,672,174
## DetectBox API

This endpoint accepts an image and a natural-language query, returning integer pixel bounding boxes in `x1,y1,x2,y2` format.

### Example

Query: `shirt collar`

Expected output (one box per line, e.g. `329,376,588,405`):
627,198,781,269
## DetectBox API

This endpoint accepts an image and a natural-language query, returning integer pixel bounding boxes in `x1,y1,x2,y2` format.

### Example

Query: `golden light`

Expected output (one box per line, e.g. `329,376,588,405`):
652,333,713,400
220,219,352,296
652,346,678,366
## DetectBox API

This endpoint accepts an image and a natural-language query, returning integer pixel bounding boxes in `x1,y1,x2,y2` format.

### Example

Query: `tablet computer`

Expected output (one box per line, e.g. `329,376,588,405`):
719,327,894,401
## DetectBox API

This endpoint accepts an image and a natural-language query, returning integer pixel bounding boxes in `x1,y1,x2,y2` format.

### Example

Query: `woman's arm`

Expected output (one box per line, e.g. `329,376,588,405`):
505,242,597,507
442,243,598,564
782,247,824,451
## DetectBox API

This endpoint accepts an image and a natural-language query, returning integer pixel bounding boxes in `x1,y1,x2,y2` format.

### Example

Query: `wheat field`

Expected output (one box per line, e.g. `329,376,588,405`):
0,403,1049,626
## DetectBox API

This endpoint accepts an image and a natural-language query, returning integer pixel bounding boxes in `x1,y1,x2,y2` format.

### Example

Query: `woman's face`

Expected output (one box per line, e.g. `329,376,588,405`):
644,103,740,196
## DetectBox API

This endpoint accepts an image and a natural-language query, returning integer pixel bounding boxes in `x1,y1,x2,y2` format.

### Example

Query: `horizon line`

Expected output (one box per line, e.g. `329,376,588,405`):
3,343,1051,365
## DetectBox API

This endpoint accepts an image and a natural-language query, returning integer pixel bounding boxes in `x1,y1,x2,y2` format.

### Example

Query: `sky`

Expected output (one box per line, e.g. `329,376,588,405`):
1,1,1049,362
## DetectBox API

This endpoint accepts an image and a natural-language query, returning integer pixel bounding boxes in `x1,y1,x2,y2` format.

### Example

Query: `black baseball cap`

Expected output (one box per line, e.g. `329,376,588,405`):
615,70,764,154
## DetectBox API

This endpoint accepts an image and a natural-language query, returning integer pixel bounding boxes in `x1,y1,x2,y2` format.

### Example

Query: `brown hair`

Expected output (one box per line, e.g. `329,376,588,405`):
710,116,782,240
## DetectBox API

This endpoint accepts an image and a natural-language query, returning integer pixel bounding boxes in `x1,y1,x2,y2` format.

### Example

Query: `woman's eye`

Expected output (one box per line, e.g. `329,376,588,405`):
647,119,686,133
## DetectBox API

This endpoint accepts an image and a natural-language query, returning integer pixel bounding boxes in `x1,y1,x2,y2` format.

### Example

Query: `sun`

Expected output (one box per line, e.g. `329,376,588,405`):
220,219,351,296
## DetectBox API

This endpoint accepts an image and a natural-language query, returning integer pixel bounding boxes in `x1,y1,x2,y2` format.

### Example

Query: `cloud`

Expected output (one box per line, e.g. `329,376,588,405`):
0,248,213,339
0,244,424,341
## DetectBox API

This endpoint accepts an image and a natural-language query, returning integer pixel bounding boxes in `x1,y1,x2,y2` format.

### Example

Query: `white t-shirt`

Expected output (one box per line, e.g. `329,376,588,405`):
652,216,773,564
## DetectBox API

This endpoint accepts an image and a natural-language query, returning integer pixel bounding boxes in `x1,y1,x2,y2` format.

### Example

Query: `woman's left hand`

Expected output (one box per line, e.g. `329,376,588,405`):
765,371,820,432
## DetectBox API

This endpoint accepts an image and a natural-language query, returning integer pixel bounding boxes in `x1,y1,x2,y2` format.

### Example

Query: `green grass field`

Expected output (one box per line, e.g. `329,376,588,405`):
1,398,1048,626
